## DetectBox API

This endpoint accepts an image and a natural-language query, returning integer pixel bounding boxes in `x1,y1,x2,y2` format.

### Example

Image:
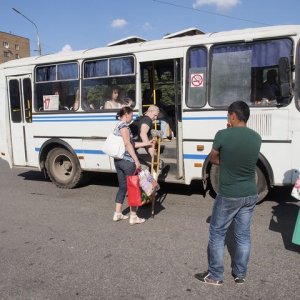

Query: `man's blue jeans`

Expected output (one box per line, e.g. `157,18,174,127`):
208,194,258,281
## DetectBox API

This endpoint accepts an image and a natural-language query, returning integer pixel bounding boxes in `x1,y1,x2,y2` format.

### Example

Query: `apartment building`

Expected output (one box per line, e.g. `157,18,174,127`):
0,31,30,64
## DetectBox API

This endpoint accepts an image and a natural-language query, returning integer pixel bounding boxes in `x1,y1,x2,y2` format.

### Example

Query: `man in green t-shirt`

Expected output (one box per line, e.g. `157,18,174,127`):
195,101,261,286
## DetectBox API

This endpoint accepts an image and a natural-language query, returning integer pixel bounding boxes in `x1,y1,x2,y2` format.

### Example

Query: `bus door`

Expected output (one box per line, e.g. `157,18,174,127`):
140,59,183,182
7,75,32,166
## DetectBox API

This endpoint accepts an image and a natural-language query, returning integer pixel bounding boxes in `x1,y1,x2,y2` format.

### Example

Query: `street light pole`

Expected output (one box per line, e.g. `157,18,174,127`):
12,7,42,56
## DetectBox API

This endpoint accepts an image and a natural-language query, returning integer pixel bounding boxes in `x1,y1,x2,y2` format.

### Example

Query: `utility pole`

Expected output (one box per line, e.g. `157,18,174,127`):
12,7,42,56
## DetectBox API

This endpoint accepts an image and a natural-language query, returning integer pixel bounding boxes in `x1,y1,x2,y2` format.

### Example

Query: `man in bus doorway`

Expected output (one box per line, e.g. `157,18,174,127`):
133,105,160,159
195,101,261,286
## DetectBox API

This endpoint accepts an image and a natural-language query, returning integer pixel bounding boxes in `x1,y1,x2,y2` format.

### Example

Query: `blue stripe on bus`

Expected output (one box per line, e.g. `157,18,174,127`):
33,118,118,122
182,116,227,120
35,147,105,155
32,114,138,123
183,154,207,160
74,149,105,155
32,115,223,122
32,114,118,119
35,147,206,159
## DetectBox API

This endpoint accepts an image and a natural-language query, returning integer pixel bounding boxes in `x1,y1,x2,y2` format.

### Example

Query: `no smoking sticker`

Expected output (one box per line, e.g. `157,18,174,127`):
191,73,204,87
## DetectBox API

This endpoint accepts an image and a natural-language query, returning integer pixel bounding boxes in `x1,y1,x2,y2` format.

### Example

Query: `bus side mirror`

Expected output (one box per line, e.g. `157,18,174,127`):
278,57,291,98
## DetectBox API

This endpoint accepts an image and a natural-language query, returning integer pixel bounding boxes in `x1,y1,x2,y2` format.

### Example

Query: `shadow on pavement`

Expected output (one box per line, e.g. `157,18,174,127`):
263,186,300,252
269,202,300,253
17,169,299,249
18,170,49,183
18,168,205,196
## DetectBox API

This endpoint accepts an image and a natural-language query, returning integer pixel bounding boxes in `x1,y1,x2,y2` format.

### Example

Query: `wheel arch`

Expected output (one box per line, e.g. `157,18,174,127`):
202,155,211,180
202,152,274,187
257,152,274,187
38,138,78,173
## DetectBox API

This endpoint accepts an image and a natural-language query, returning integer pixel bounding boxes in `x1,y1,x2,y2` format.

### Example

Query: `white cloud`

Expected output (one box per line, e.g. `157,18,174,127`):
143,21,152,30
60,44,72,52
111,19,127,28
193,0,240,11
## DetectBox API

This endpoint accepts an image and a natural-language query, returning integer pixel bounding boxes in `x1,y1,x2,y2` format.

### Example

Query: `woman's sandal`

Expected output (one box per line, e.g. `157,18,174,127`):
113,213,129,221
129,216,145,225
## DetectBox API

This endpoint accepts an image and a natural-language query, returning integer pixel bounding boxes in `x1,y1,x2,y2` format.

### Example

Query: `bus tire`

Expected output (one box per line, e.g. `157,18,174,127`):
209,164,219,198
209,164,269,202
256,166,269,202
45,147,83,189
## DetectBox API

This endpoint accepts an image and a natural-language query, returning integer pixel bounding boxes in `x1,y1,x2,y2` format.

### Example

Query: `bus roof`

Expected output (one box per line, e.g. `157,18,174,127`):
1,25,300,70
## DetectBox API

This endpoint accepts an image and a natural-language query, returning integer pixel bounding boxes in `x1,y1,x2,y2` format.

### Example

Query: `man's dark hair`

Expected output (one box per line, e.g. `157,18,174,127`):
228,101,250,122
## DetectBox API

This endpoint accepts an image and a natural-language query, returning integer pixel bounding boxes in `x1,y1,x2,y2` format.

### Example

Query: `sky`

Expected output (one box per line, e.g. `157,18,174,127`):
1,0,300,56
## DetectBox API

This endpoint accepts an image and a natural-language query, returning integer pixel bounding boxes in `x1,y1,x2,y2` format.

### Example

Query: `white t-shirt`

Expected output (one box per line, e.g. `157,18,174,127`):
104,100,122,109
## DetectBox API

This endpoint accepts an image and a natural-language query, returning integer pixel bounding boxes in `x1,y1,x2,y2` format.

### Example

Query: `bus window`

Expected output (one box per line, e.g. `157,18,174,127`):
23,78,32,122
211,44,251,107
9,79,22,123
296,43,300,111
82,56,135,110
186,47,207,107
35,62,79,111
110,56,134,75
210,39,293,107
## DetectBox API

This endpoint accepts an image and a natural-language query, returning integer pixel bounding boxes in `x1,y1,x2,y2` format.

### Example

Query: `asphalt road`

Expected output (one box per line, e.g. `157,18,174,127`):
0,159,299,300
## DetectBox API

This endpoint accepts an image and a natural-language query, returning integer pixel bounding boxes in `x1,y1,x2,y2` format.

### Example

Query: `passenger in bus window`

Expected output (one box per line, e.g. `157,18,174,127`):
122,97,135,108
121,89,135,108
73,88,94,111
103,85,122,109
73,89,80,111
127,89,135,103
261,69,280,101
52,84,68,110
82,90,95,110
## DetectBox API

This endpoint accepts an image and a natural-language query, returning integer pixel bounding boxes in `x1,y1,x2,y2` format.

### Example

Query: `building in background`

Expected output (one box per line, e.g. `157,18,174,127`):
0,31,30,63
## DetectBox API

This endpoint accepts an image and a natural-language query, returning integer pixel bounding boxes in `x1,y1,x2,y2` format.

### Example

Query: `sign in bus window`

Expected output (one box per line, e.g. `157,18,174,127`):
188,68,206,107
187,47,207,107
43,95,59,110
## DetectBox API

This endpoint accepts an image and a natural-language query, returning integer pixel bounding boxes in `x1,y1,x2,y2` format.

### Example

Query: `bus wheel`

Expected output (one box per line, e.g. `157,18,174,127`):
45,147,82,189
209,164,219,198
209,164,269,202
256,166,269,202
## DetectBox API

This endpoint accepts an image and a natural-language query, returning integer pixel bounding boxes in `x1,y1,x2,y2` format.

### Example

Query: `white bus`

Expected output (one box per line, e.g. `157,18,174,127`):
1,25,300,201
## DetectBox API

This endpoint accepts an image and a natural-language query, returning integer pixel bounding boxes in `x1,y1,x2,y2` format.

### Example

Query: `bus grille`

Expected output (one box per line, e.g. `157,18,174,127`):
248,113,272,136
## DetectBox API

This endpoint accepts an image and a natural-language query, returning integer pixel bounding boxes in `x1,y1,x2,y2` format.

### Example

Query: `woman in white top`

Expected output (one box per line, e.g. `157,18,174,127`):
104,86,122,109
113,106,153,225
